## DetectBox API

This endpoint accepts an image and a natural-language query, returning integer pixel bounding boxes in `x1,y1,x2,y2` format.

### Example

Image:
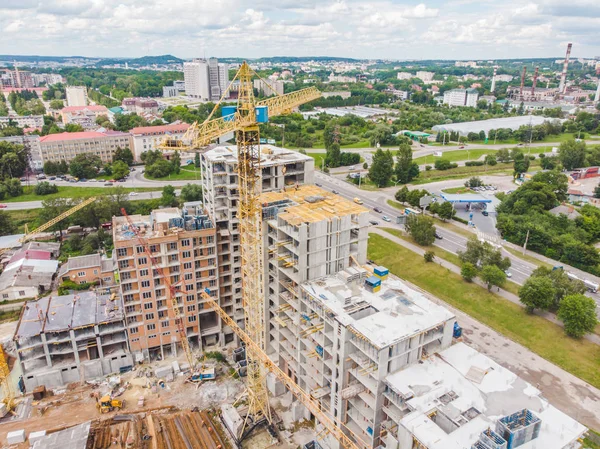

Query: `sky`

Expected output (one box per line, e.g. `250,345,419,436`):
1,0,599,60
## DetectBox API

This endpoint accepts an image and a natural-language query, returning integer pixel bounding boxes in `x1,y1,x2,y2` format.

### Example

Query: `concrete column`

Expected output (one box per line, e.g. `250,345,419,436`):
70,330,81,366
41,334,52,367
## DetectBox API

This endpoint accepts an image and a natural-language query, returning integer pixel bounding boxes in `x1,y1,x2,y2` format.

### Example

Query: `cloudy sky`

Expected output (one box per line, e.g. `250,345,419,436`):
1,0,599,60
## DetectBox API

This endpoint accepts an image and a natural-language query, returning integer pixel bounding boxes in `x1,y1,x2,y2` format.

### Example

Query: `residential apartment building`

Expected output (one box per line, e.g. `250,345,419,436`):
39,130,131,164
163,85,179,97
416,71,435,83
65,86,88,107
0,68,34,88
122,97,159,115
254,79,284,97
184,59,211,100
61,105,109,129
31,73,64,86
396,72,413,80
200,145,315,341
443,88,479,107
0,115,44,128
208,58,229,101
112,208,221,361
0,135,43,170
130,123,190,161
13,291,132,391
58,253,116,286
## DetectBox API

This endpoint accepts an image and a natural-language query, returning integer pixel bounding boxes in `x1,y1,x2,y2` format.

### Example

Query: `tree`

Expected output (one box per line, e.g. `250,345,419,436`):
465,177,483,188
394,143,419,184
484,154,497,166
461,262,477,282
496,148,510,163
595,184,600,199
480,265,506,291
194,152,201,168
325,142,341,168
113,147,134,166
362,162,368,170
369,149,394,187
69,153,102,179
558,139,586,170
558,293,599,338
140,149,163,166
111,161,129,180
161,185,178,207
34,181,58,195
180,183,203,202
438,202,455,221
405,214,436,246
171,151,181,175
3,178,22,197
145,159,173,178
49,99,64,110
518,276,556,313
395,186,409,203
458,237,511,271
0,211,16,236
424,251,435,262
513,151,530,178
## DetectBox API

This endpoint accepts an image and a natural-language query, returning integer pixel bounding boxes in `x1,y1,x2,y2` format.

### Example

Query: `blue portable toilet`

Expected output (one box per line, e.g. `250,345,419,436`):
256,105,268,123
222,106,237,122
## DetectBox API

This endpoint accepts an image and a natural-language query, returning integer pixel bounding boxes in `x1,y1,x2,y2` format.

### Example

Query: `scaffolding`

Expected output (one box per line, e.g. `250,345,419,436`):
496,409,541,449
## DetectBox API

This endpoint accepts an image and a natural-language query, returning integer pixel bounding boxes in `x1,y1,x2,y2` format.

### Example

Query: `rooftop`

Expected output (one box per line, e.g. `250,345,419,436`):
203,144,312,166
302,273,455,348
261,185,367,226
113,207,213,241
0,257,59,292
386,343,586,449
15,291,124,339
57,253,114,279
301,105,394,119
39,131,129,143
432,116,562,137
62,105,108,113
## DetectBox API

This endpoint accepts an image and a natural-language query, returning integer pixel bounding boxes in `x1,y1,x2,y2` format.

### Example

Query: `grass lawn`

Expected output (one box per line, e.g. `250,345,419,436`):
368,233,600,390
5,209,40,233
387,199,403,210
145,164,202,181
307,152,325,170
414,147,551,165
3,185,161,203
441,186,474,194
503,246,554,270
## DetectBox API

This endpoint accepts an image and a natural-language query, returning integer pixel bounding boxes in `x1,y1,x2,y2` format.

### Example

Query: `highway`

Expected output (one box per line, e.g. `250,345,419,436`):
313,171,600,309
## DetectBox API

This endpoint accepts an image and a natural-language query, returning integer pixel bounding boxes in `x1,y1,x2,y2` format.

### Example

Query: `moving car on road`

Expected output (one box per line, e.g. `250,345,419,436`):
435,232,443,239
369,220,379,226
382,216,391,222
373,207,382,213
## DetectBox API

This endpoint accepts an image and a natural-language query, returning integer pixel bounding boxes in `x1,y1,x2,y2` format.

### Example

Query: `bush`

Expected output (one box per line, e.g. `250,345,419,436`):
434,159,453,170
146,159,173,178
204,351,226,363
424,251,435,262
461,262,477,282
58,279,97,295
453,216,469,225
425,165,432,171
34,181,59,196
465,161,484,166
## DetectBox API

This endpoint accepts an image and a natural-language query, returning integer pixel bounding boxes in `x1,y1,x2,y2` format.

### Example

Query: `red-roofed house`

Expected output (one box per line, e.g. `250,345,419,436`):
61,105,109,129
130,123,190,161
39,131,132,164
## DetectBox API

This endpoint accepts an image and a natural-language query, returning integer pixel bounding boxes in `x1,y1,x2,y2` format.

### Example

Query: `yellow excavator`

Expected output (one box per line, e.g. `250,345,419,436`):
96,394,124,413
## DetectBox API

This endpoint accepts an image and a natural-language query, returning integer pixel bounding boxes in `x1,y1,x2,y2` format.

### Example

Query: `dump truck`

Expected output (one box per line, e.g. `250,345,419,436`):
96,394,124,413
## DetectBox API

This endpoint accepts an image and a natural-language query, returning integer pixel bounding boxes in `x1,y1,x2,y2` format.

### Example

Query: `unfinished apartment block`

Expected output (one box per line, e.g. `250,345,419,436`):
383,343,586,449
113,207,220,362
14,291,131,391
200,145,314,339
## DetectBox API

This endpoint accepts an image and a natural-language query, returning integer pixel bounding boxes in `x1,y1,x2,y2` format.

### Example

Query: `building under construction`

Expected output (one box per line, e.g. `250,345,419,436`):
14,291,132,391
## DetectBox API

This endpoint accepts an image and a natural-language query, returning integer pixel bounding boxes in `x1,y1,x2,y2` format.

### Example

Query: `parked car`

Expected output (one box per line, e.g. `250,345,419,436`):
382,216,391,222
373,207,382,213
129,192,138,196
104,182,113,186
369,220,379,226
482,210,489,216
48,176,56,180
349,166,355,170
19,177,26,182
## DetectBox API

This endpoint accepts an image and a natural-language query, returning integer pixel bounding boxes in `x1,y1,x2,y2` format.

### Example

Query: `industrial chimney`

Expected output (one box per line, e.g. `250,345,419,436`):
519,66,527,100
531,66,539,97
491,66,497,93
558,43,572,94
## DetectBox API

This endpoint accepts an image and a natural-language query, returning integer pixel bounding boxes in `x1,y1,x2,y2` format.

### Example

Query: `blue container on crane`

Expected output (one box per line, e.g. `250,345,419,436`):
222,106,237,122
256,106,269,123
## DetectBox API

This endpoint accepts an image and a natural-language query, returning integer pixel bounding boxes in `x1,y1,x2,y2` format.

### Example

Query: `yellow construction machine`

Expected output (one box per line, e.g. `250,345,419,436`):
96,394,124,413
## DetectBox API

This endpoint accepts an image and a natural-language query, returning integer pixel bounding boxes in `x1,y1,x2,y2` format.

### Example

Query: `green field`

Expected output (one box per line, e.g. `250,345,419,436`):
2,185,161,203
368,233,600,390
441,187,475,194
144,164,202,181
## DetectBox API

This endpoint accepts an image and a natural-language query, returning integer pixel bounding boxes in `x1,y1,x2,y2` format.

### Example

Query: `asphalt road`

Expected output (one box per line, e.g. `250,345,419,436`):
314,171,600,309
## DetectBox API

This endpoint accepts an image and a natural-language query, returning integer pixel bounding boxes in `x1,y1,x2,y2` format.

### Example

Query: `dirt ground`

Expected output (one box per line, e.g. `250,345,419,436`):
0,362,245,447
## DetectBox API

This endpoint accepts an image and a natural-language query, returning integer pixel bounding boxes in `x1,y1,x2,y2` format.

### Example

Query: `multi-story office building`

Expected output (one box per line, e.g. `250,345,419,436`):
130,123,190,161
13,291,132,391
163,85,179,97
112,208,222,361
65,86,88,107
39,130,131,164
200,145,315,339
443,88,479,107
416,71,435,83
208,58,229,101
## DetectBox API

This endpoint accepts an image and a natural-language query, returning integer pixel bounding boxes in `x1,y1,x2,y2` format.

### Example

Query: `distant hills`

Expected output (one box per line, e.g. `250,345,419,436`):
98,54,184,66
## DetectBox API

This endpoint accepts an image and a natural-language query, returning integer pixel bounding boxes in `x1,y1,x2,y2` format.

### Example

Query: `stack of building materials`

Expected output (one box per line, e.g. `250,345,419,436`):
7,429,25,444
373,265,389,280
496,409,542,449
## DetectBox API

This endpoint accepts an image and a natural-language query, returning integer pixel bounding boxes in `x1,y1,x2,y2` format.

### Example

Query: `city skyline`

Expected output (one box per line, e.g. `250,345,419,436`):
1,0,599,60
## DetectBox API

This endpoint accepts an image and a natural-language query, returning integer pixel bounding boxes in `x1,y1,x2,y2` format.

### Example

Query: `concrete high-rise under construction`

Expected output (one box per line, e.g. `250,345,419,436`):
558,42,572,94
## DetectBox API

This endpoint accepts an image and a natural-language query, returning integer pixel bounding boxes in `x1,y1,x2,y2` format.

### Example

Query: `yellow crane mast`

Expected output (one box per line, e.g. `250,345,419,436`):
158,62,320,436
0,346,14,414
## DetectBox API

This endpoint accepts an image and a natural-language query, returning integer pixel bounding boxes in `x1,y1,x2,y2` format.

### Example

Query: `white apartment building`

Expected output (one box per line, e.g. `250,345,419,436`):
416,71,435,83
443,88,479,107
184,59,210,100
254,79,285,97
65,86,88,107
397,72,413,80
130,123,190,161
0,135,43,170
163,85,179,98
0,115,44,128
184,58,229,101
200,145,315,340
495,74,514,83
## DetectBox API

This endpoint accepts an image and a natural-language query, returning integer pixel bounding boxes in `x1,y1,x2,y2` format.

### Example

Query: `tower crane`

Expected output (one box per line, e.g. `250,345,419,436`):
158,62,320,435
0,346,14,415
120,208,196,373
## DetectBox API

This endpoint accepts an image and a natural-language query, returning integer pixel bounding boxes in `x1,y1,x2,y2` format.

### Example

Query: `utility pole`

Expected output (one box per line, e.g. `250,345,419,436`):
523,229,530,255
